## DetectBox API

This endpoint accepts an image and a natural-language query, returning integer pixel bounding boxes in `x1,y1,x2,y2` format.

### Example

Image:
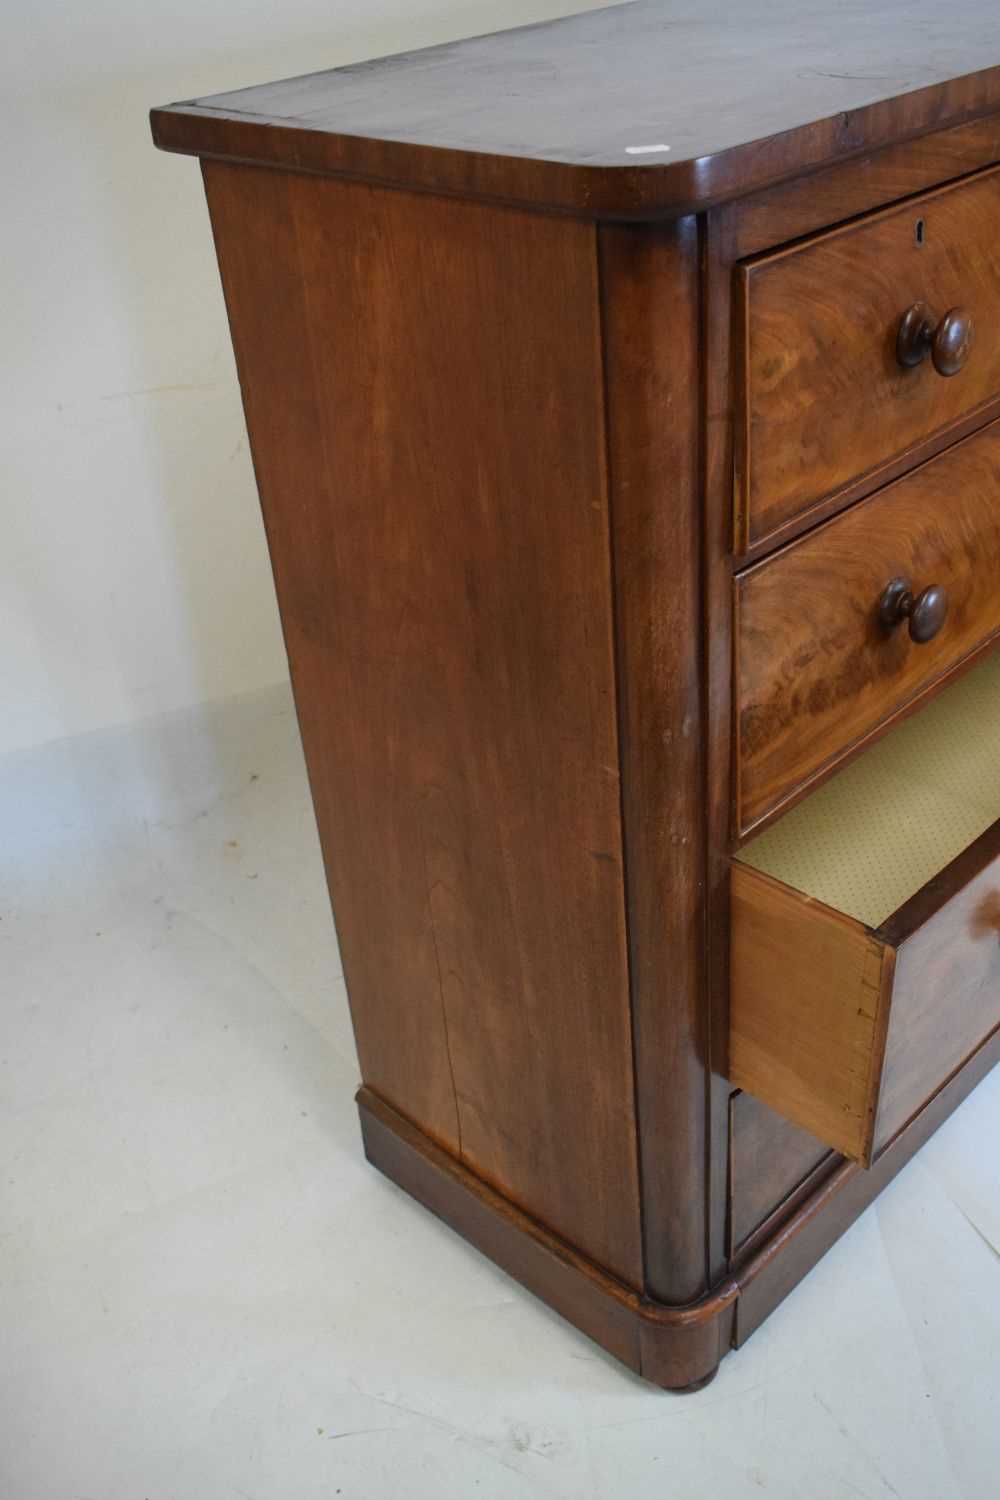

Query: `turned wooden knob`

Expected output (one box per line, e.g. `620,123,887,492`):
896,302,973,376
878,577,949,643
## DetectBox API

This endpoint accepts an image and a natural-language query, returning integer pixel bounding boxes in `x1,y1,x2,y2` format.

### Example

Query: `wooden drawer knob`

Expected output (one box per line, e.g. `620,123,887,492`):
878,577,949,643
896,302,973,376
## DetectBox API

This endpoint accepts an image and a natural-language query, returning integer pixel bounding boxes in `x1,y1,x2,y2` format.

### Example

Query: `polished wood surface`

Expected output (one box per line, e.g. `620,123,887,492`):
731,115,1000,262
876,820,1000,1150
701,211,743,1287
155,15,1000,1388
738,166,1000,546
729,1092,831,1255
896,301,973,376
599,220,712,1304
203,160,644,1287
736,418,1000,834
877,577,949,645
730,862,893,1163
362,1015,1000,1384
732,815,1000,1165
358,1087,736,1393
152,1,1000,218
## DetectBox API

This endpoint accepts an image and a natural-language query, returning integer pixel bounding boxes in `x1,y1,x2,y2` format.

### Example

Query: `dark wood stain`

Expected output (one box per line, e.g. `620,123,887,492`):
153,9,1000,1388
701,208,744,1282
739,166,1000,543
153,1,1000,217
736,419,1000,833
599,217,709,1304
730,117,1000,261
729,1092,832,1255
202,160,643,1288
360,1012,1000,1385
358,1085,736,1392
876,821,1000,1150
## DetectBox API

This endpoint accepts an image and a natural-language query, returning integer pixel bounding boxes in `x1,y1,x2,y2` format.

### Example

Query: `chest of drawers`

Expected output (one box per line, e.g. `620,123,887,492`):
152,0,1000,1389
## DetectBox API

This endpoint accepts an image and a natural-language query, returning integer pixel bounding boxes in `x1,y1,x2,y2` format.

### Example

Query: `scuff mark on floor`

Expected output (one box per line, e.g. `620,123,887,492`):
956,1205,1000,1263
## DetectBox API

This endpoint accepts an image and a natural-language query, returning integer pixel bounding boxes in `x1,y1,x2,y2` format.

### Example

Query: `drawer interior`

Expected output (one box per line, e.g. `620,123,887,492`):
738,647,1000,926
731,648,1000,1164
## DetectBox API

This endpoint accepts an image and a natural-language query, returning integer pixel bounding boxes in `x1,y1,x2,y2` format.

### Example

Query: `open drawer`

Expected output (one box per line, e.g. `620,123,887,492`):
731,648,1000,1165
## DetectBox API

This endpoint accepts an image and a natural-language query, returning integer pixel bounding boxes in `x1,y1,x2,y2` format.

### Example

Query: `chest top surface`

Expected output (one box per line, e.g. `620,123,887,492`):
153,0,1000,215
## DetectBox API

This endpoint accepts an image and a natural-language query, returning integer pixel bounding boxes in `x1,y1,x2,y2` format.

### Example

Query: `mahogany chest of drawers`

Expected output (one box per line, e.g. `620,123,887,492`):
152,0,1000,1389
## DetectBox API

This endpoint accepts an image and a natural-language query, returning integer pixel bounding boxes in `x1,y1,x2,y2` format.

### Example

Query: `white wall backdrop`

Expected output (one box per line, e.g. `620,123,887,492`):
2,0,614,757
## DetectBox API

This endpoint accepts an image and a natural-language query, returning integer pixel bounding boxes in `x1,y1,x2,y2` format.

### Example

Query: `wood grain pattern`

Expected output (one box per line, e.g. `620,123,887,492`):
151,1,1000,218
732,817,1000,1165
599,219,711,1305
736,418,1000,834
876,820,1000,1150
156,15,1000,1381
734,1020,1000,1344
738,166,1000,546
357,1087,642,1378
728,1092,832,1255
730,116,1000,260
203,160,643,1287
737,394,1000,567
358,1020,1000,1381
729,863,892,1163
701,208,743,1284
358,1087,737,1392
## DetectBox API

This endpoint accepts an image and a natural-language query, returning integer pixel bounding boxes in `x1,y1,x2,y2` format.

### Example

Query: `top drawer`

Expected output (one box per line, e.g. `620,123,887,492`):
737,166,1000,550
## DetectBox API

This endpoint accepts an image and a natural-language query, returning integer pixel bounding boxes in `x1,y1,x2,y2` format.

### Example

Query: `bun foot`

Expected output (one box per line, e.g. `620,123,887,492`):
667,1364,720,1395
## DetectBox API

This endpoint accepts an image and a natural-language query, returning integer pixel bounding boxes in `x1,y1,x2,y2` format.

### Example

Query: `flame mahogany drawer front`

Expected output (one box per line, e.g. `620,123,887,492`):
737,165,1000,550
735,417,1000,836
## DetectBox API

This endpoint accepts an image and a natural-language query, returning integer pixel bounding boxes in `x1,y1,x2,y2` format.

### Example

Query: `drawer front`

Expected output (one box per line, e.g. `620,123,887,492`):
875,835,1000,1150
736,418,1000,835
738,166,1000,548
730,823,1000,1165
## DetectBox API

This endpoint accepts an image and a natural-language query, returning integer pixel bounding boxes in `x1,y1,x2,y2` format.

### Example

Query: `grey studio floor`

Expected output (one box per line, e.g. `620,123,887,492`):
3,682,1000,1500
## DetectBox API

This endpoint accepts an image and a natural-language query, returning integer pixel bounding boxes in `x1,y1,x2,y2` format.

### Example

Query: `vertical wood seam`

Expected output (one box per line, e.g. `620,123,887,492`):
696,210,720,1294
701,206,743,1286
598,217,711,1304
594,222,650,1296
865,943,898,1160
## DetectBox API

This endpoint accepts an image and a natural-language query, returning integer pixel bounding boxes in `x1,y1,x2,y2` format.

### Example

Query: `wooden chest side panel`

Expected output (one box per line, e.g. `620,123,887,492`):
203,161,643,1287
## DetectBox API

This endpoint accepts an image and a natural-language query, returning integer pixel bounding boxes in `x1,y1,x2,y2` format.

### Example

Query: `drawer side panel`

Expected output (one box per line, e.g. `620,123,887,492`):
730,862,892,1162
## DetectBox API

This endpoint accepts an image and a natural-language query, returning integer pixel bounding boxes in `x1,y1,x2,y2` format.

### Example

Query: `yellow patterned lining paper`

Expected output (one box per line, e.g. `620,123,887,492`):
736,648,1000,929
